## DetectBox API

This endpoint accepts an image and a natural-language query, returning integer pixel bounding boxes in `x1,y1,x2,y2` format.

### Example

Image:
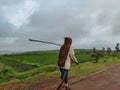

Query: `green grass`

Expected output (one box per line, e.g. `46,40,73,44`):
0,50,120,85
0,56,37,72
5,51,59,65
70,61,118,77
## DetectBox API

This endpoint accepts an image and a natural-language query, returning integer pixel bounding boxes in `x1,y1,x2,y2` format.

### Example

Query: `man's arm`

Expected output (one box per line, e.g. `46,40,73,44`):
69,47,79,64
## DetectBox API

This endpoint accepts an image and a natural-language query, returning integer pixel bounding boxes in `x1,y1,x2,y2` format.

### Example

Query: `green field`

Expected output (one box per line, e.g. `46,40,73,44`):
0,49,120,85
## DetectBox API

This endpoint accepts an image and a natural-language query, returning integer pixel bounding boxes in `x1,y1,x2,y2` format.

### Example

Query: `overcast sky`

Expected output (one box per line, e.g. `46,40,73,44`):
0,0,120,52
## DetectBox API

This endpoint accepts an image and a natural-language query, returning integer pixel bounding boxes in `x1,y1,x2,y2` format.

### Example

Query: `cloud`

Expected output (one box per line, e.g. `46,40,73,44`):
1,0,39,27
0,0,120,52
0,15,16,38
20,0,91,41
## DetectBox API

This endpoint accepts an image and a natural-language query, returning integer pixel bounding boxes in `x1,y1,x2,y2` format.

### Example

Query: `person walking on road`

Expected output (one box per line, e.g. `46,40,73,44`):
56,37,79,90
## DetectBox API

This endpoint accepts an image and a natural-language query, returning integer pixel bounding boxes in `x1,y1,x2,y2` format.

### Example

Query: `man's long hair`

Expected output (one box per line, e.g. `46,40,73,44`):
58,37,72,67
61,37,72,53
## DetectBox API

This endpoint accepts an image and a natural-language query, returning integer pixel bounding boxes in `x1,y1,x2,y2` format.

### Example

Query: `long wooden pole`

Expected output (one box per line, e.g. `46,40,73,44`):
28,39,62,46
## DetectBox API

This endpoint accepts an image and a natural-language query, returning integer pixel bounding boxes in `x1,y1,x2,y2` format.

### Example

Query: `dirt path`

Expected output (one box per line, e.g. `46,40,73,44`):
60,64,120,90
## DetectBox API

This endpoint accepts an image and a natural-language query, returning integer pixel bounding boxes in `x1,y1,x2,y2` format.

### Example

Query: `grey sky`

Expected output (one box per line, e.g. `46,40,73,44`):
0,0,120,52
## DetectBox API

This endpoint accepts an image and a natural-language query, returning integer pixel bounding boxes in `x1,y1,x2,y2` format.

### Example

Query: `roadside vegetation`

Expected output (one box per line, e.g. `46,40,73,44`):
0,49,120,85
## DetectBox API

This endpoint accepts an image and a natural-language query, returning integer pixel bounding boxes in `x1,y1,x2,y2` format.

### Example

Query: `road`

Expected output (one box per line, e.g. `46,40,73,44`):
61,64,120,90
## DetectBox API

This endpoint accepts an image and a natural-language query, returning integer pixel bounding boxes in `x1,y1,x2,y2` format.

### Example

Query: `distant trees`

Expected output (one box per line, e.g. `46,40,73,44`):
91,47,103,63
87,42,120,63
102,47,106,53
107,47,112,53
115,43,120,52
90,43,120,63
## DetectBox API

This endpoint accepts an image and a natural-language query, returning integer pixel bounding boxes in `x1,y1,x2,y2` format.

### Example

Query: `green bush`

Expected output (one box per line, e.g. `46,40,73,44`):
0,67,14,84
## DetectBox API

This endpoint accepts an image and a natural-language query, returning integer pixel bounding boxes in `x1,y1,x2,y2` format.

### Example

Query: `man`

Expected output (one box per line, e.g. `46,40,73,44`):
56,37,79,90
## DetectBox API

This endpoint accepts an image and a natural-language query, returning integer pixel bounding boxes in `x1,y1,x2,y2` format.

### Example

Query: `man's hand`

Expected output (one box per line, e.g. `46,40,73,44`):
75,62,79,65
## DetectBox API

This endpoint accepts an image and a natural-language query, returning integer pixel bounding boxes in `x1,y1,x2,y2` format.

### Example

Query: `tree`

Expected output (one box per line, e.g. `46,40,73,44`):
115,43,120,52
107,47,112,53
91,47,102,63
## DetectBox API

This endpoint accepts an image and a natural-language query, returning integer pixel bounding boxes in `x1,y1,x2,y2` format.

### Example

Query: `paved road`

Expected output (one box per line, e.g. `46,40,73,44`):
61,64,120,90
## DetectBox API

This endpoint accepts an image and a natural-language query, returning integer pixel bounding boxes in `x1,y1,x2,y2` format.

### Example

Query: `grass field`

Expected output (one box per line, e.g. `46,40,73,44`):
0,49,120,85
